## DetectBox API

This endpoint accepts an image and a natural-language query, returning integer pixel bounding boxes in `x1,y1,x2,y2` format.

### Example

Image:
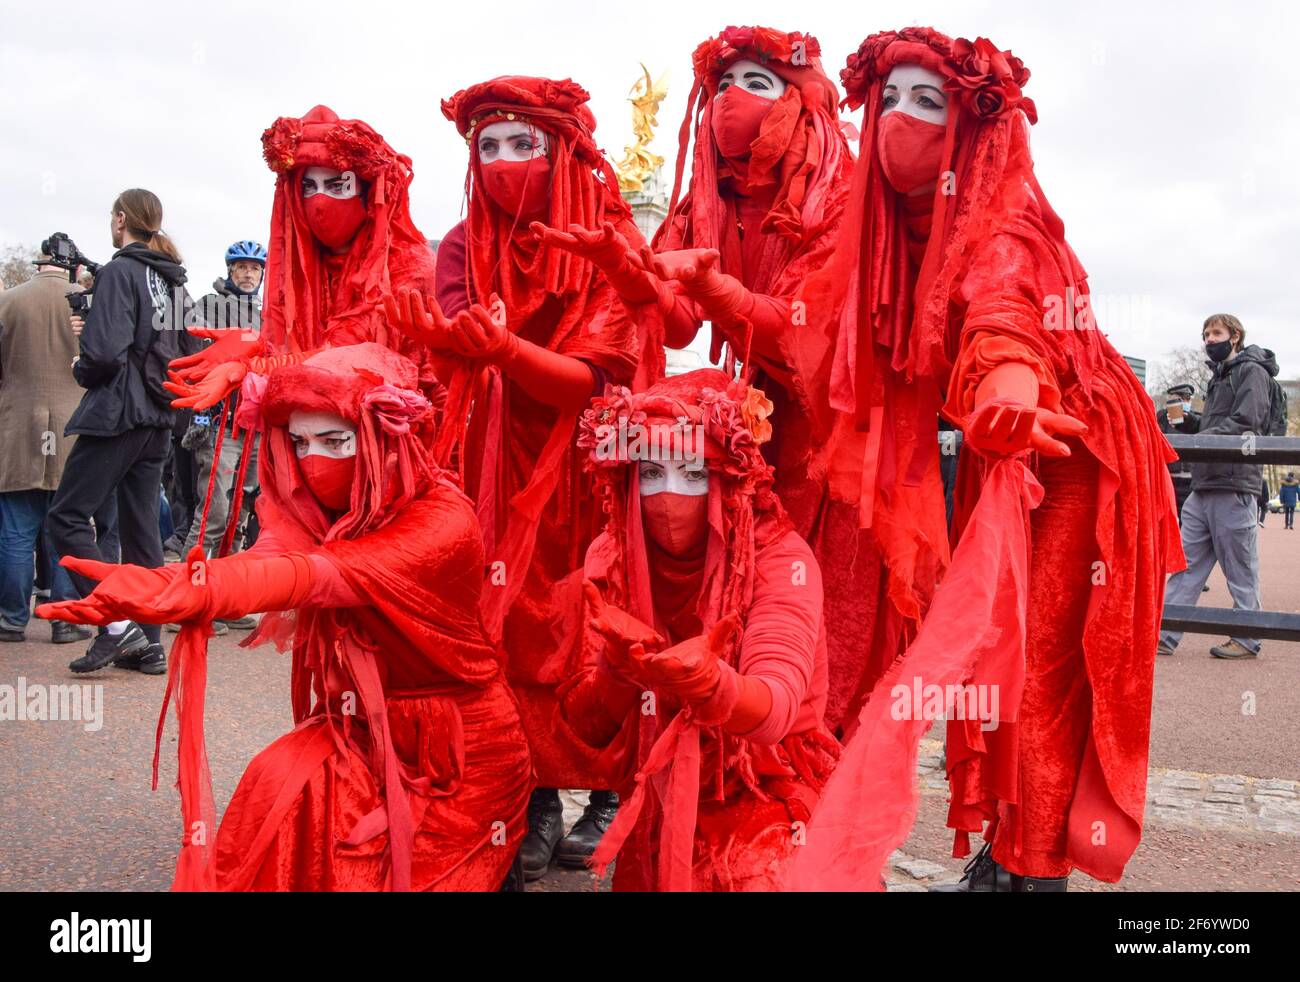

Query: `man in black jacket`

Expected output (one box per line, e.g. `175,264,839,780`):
1156,383,1201,523
47,189,190,675
1158,313,1276,660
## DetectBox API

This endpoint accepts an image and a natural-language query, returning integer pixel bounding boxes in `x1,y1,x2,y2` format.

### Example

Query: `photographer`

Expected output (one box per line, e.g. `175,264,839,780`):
1158,314,1280,661
46,188,191,675
0,249,93,644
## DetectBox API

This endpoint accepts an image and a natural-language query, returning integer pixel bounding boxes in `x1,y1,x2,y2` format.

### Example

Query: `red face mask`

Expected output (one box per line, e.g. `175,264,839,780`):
298,454,355,512
303,194,367,250
480,157,552,218
641,492,709,559
877,111,947,195
710,85,775,160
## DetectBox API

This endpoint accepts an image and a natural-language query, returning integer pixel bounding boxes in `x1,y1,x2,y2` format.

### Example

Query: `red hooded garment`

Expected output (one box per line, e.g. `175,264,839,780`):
166,106,444,421
156,344,530,891
786,28,1183,889
433,77,642,789
259,105,439,359
651,27,898,732
557,370,839,891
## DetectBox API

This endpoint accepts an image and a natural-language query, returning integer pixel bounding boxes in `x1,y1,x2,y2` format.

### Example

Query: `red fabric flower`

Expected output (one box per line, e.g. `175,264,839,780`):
943,37,1037,124
261,116,303,173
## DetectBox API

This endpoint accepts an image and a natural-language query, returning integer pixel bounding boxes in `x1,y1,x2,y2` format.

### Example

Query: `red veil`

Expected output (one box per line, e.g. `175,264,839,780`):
655,25,853,367
787,28,1182,889
259,106,437,357
436,78,640,641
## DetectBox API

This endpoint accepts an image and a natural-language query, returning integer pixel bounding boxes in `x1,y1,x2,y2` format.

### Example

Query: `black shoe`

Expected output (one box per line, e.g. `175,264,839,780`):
0,625,24,643
115,642,167,675
51,622,93,645
930,842,1069,892
69,624,148,674
218,615,258,630
930,842,1015,892
553,790,620,868
519,788,565,881
1156,640,1176,657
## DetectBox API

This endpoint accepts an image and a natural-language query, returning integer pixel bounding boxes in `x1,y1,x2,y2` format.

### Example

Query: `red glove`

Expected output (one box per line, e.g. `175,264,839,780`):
584,580,663,677
37,549,315,626
628,613,738,705
964,362,1087,458
168,326,262,383
648,248,787,358
447,298,520,364
382,288,459,354
530,221,667,307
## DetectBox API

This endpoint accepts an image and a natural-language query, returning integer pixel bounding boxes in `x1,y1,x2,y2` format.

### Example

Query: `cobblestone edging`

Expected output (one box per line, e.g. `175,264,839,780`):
914,738,1300,837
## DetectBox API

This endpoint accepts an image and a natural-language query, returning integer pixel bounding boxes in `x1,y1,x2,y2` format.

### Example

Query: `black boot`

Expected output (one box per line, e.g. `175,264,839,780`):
69,623,148,674
930,842,1014,892
930,842,1068,892
553,790,620,869
51,622,93,645
518,788,564,881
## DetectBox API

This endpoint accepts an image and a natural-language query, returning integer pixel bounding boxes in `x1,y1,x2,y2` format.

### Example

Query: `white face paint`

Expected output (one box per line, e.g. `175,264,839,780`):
477,121,549,164
301,166,359,199
288,410,357,459
881,64,950,124
716,58,787,101
638,458,710,497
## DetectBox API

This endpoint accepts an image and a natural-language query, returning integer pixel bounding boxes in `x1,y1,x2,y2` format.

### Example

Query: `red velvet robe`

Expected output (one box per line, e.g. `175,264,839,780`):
211,481,533,891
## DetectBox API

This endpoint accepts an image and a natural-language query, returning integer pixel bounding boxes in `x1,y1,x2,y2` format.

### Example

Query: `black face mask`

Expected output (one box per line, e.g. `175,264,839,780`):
1205,339,1234,364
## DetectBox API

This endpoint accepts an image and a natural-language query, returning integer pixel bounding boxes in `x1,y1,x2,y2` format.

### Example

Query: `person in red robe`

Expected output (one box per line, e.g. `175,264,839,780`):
167,105,443,411
39,343,532,891
558,369,839,891
538,26,905,734
384,76,642,878
785,27,1183,892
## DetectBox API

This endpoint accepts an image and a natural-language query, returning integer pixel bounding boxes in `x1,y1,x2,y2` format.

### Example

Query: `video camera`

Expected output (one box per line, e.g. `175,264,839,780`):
39,232,102,320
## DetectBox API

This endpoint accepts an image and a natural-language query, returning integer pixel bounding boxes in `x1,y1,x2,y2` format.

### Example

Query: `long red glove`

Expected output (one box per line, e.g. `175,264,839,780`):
37,549,316,626
648,248,788,361
530,221,670,308
166,324,309,411
964,362,1088,458
168,327,261,383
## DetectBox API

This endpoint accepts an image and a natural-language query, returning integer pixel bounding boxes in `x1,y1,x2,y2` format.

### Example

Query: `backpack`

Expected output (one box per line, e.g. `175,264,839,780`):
1227,365,1288,437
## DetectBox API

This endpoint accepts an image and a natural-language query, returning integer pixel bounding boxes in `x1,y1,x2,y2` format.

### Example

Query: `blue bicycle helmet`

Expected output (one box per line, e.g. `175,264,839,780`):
224,240,267,265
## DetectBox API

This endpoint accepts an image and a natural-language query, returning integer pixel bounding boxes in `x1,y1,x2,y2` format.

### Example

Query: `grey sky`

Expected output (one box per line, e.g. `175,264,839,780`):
2,0,1296,381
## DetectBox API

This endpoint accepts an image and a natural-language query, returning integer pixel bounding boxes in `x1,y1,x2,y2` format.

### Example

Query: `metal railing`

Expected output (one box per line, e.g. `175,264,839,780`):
1161,434,1300,640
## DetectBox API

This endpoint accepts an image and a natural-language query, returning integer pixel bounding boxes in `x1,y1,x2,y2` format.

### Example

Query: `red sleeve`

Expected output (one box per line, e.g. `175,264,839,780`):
434,221,471,318
734,530,824,743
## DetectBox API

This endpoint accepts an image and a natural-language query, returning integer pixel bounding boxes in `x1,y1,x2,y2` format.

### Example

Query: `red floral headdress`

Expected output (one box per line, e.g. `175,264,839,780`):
579,369,775,485
690,25,823,80
839,27,1037,124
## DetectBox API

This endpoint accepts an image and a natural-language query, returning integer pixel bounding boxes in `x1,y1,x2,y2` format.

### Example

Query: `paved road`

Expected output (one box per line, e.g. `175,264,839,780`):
2,525,1297,891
